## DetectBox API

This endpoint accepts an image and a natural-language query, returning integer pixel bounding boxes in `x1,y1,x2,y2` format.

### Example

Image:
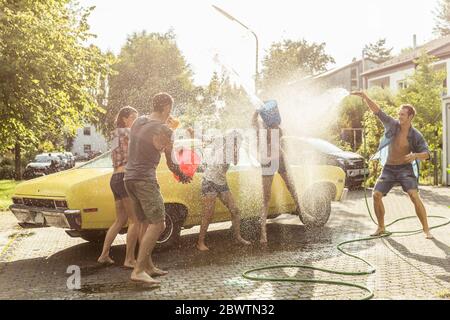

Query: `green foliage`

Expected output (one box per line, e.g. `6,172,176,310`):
179,72,254,131
261,39,335,92
396,53,445,151
433,0,450,36
0,0,113,163
396,53,445,183
101,30,195,135
363,38,393,64
0,180,20,210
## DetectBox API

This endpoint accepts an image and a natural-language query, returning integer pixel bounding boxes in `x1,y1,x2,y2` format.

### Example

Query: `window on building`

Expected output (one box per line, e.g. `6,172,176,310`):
83,127,91,136
368,77,390,89
84,145,92,153
397,80,408,90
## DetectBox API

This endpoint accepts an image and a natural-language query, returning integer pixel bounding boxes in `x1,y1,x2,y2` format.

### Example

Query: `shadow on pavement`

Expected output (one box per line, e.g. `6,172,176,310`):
0,212,375,299
384,237,450,283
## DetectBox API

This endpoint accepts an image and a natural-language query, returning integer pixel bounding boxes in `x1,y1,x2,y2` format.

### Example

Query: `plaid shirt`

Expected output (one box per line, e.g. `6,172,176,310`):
111,128,130,169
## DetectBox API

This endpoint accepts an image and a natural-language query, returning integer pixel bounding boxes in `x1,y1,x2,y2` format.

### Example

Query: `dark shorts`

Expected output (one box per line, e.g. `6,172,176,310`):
261,154,287,176
201,179,230,196
124,180,166,224
374,164,418,196
110,173,129,200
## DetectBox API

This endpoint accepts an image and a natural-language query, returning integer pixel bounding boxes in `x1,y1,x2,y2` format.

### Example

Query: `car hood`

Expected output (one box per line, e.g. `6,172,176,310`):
328,151,363,160
27,162,51,168
14,168,112,197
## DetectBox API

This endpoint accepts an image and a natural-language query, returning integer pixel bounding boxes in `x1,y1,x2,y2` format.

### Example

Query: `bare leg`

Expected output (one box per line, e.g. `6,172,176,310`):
260,175,274,244
139,222,148,244
279,171,301,212
218,191,250,245
372,191,386,236
98,200,128,264
197,195,217,251
131,220,166,284
123,198,140,268
408,190,433,239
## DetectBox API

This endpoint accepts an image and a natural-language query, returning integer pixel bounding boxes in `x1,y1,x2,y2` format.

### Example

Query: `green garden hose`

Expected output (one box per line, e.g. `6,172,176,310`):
242,132,450,300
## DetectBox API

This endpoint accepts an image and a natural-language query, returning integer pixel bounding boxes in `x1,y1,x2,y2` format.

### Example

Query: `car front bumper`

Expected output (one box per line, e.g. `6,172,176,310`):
340,188,349,201
9,204,81,230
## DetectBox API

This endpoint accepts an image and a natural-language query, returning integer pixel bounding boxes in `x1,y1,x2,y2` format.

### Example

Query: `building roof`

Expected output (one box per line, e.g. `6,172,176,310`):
362,35,450,76
314,59,362,79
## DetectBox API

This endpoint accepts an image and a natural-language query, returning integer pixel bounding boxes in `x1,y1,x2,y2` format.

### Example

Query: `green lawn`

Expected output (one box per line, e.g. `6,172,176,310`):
0,180,20,211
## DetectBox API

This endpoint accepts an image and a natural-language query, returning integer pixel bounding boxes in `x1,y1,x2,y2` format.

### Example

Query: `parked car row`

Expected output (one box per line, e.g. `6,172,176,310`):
23,152,75,180
74,151,103,162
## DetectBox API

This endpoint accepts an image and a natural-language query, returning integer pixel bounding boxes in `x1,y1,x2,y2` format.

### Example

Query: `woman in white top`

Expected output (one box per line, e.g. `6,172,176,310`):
196,132,251,251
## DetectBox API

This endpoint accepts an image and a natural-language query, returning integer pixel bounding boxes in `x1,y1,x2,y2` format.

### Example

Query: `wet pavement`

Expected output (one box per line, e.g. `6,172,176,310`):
0,187,449,300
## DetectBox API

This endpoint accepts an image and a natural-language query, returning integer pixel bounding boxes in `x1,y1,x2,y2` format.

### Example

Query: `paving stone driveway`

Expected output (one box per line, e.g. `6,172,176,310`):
0,187,449,300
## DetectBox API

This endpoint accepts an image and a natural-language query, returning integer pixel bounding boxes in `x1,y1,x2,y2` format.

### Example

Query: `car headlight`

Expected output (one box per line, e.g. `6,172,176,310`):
336,158,346,166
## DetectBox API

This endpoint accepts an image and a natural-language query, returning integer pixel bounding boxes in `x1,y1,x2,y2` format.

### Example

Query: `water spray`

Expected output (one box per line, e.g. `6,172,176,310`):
240,97,450,300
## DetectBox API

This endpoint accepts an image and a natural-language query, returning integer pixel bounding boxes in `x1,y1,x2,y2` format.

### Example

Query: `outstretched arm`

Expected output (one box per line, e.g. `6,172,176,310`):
351,91,381,114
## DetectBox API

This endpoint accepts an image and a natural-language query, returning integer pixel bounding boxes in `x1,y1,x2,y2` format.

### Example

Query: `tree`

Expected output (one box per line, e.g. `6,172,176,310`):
433,0,450,36
101,30,195,136
179,72,254,131
363,38,393,64
0,0,113,179
261,39,335,92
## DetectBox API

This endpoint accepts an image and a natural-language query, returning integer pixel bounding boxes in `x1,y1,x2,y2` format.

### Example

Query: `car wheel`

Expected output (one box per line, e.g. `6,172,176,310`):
156,205,186,250
298,185,332,228
80,231,106,244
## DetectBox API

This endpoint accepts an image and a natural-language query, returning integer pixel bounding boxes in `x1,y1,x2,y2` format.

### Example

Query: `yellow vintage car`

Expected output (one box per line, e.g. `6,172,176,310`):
10,138,347,249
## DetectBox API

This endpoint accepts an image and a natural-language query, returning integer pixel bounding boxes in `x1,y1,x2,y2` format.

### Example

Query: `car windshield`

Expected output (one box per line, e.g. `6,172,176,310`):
79,151,113,168
307,139,343,154
34,155,52,163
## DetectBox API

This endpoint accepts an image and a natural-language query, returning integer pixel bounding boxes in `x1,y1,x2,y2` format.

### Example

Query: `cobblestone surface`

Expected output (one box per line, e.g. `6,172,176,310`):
0,186,449,300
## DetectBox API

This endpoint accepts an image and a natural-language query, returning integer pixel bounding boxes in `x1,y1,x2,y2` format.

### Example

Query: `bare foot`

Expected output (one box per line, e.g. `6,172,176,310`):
146,267,169,277
130,271,161,286
196,243,209,251
123,260,136,269
235,237,251,246
97,256,114,265
371,228,387,237
424,231,434,239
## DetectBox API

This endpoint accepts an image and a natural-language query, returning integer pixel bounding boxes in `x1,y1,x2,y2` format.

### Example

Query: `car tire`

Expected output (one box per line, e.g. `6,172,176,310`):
298,185,333,228
156,205,186,250
80,231,106,244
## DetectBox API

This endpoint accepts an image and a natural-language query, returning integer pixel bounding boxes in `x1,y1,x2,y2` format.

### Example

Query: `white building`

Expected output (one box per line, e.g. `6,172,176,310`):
71,124,108,158
361,36,450,93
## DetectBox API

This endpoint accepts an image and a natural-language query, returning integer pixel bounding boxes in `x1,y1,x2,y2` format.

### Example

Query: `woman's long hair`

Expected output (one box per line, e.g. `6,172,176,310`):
115,106,137,128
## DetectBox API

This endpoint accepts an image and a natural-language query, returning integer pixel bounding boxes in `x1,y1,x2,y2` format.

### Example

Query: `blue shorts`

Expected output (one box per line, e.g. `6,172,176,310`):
374,164,418,196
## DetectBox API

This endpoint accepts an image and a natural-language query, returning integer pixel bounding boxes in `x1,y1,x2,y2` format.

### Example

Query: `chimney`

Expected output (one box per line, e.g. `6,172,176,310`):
413,34,417,49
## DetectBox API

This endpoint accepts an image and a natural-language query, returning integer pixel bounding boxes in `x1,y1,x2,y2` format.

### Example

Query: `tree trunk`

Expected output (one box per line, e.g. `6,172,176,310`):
14,142,22,181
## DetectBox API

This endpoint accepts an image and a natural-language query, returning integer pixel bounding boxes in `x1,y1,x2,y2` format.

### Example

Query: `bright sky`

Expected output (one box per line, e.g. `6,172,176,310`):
79,0,438,87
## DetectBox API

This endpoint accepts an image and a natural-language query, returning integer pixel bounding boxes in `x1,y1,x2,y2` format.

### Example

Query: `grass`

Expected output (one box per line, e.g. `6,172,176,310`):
437,289,450,299
0,180,21,211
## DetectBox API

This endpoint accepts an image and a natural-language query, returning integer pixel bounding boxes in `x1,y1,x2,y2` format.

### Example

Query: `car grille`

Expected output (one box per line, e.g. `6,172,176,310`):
347,159,364,169
23,198,57,209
